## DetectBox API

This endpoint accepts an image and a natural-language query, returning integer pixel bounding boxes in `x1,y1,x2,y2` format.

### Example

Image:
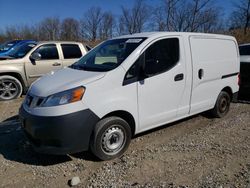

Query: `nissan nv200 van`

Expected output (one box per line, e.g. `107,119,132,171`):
19,32,240,160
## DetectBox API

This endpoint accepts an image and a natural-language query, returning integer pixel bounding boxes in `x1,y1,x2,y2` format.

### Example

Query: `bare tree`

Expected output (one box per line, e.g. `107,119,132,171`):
60,18,80,41
99,12,115,40
4,24,38,40
0,29,6,43
5,26,20,39
80,7,103,41
230,0,250,34
19,25,36,39
117,17,125,35
164,0,180,31
119,0,151,34
152,0,219,32
187,0,212,31
38,17,60,40
152,6,166,31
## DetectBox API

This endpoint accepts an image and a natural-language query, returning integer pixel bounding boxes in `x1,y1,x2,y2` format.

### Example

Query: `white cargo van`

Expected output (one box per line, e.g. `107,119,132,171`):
19,32,240,160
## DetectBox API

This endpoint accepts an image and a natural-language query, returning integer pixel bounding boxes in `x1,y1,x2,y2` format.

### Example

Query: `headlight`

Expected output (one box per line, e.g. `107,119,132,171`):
41,87,85,107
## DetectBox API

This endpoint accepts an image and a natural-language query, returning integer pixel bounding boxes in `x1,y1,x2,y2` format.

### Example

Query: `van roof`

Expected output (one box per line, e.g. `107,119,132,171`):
114,32,235,40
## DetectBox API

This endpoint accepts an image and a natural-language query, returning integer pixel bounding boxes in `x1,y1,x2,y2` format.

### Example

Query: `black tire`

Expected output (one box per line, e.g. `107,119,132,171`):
90,116,132,161
0,75,23,101
211,91,231,118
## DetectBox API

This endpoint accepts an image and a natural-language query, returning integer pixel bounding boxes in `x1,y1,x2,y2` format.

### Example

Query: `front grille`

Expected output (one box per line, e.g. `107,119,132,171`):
25,94,45,108
25,95,33,106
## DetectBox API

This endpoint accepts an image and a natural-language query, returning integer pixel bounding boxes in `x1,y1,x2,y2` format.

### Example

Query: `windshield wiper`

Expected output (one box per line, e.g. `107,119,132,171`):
69,64,110,72
69,64,85,70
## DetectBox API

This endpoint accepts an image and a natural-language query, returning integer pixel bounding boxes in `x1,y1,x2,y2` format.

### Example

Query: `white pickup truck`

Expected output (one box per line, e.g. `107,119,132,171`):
0,41,88,100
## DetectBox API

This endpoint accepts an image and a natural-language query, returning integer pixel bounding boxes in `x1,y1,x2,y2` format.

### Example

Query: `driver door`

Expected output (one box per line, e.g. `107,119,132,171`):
138,37,186,132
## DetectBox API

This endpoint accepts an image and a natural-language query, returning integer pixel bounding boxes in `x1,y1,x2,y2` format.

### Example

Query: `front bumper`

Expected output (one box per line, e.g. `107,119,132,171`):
19,106,99,155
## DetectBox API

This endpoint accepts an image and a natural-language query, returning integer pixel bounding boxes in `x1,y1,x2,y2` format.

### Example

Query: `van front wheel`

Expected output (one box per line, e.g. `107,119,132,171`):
90,117,131,161
211,91,231,118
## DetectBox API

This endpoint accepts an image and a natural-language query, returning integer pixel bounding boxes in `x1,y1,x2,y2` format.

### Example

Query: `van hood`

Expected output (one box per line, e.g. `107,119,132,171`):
30,67,106,97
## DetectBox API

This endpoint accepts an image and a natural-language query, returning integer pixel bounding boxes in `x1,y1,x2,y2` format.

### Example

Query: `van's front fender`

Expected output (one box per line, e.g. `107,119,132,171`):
84,76,139,134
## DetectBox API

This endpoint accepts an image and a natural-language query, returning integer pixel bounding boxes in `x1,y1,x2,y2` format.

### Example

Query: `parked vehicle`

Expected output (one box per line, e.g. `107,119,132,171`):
0,41,37,60
0,40,22,52
0,41,87,100
0,40,35,56
19,32,240,160
239,43,250,99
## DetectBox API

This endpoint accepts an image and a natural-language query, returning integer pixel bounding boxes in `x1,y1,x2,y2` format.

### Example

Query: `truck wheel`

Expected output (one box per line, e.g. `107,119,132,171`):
0,76,23,101
211,91,231,118
90,116,132,161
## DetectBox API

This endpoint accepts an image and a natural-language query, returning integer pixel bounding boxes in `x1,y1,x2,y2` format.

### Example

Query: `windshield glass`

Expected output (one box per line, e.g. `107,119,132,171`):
0,41,19,52
8,42,37,58
70,38,146,72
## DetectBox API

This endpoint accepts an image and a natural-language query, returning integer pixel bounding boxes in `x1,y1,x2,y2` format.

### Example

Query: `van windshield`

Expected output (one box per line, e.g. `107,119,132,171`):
70,38,146,72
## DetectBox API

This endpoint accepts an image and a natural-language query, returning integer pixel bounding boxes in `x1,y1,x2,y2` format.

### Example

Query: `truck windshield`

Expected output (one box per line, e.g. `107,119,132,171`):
8,42,37,58
70,38,146,72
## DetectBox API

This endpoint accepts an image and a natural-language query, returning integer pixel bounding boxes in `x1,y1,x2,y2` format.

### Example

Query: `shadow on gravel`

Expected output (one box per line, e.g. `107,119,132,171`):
71,152,100,162
2,115,20,122
0,115,72,166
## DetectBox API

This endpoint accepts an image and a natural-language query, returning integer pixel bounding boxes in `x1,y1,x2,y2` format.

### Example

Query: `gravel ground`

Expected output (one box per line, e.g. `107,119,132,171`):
0,96,249,188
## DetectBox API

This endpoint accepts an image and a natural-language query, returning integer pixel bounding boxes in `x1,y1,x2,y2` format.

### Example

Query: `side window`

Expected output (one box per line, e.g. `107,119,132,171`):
35,44,59,60
144,38,179,76
61,44,82,59
239,45,250,55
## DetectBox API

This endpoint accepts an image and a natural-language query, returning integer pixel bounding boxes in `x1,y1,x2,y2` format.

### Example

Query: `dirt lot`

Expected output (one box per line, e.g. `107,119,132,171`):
0,96,250,188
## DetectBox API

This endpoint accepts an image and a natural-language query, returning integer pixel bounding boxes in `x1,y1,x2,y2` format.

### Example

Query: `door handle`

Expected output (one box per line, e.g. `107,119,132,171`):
174,73,184,81
198,69,204,79
52,62,61,66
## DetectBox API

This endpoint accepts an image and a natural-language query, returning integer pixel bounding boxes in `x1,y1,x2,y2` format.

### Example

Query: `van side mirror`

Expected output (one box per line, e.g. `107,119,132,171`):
137,53,148,81
30,52,41,62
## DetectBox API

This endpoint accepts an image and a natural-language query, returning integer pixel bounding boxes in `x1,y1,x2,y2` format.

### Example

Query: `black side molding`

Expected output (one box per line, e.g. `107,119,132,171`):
221,72,238,79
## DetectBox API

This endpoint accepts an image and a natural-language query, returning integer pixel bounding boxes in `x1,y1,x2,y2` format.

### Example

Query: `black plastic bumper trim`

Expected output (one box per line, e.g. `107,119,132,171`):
19,106,100,155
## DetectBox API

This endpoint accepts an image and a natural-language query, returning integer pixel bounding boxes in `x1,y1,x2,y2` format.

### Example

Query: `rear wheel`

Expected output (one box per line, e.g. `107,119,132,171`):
0,76,23,101
211,91,231,118
90,116,131,161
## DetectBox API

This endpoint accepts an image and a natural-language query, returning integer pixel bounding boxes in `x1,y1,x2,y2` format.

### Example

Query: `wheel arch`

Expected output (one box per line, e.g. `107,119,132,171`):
221,86,233,101
102,110,136,136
